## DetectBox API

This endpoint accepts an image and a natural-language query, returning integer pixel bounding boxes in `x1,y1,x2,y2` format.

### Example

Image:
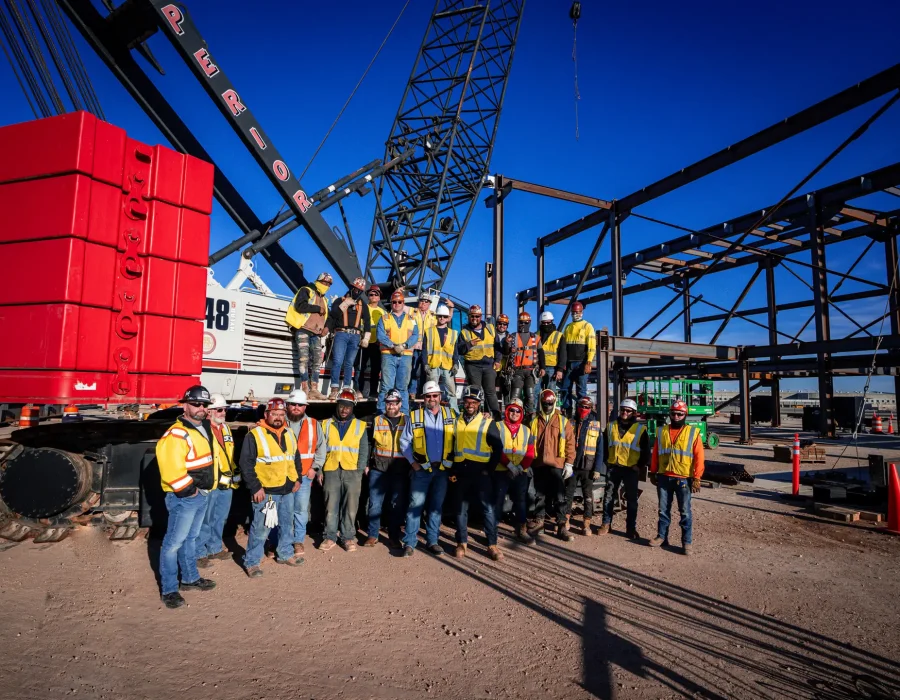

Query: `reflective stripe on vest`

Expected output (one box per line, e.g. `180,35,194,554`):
322,418,366,471
461,324,496,362
341,298,364,329
606,421,645,467
511,333,538,368
498,423,530,469
381,313,415,355
292,416,318,475
373,414,406,459
285,285,327,331
541,330,563,368
411,407,456,468
163,426,214,470
582,421,601,457
426,325,458,370
530,413,568,460
251,426,299,487
454,413,492,463
657,425,699,477
564,319,593,347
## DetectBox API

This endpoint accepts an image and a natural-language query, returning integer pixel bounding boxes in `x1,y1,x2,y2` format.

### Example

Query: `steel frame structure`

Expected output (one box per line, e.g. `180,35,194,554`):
365,0,524,295
505,63,900,440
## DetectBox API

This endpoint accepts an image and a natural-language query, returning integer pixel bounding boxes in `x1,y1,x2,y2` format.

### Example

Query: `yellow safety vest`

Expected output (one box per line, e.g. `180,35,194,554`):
605,421,645,467
540,330,563,368
461,324,496,362
425,325,458,370
580,420,602,458
410,406,456,469
530,412,568,460
322,417,366,471
657,425,700,478
563,319,596,362
212,423,239,488
497,422,532,471
454,412,493,464
412,308,436,334
250,425,299,488
367,305,385,344
372,414,406,460
380,313,415,355
157,419,215,493
285,285,327,330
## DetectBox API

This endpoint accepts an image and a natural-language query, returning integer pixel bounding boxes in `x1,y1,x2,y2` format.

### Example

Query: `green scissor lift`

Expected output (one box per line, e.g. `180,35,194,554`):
635,379,720,449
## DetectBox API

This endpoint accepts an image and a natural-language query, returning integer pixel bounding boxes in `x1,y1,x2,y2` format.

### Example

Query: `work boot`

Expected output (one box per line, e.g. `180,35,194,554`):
196,556,210,569
245,566,264,578
293,543,305,556
308,385,328,401
526,519,543,536
558,516,574,542
354,390,365,401
389,538,403,551
403,546,415,557
454,543,467,559
328,386,340,401
161,592,185,609
180,577,216,592
319,539,337,552
682,543,693,556
626,529,640,541
342,539,358,552
487,545,504,562
582,517,593,537
210,549,231,560
427,544,443,556
277,555,304,566
363,536,378,547
648,536,665,548
596,523,610,535
515,525,533,544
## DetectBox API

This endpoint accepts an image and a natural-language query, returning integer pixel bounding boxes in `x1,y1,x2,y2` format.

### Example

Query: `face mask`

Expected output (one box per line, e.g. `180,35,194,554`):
577,407,590,421
314,281,330,295
539,324,552,338
350,288,362,300
573,313,583,322
518,323,529,334
619,413,635,427
670,415,686,428
541,402,555,415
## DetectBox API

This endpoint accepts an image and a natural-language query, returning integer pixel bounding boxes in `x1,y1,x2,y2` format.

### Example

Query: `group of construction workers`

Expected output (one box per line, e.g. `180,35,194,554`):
281,272,600,421
154,377,705,609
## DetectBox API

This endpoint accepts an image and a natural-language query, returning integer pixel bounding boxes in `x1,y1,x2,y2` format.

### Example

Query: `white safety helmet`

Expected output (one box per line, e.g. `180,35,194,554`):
435,304,451,318
620,398,638,412
540,311,554,323
422,380,441,396
208,393,228,409
287,389,308,405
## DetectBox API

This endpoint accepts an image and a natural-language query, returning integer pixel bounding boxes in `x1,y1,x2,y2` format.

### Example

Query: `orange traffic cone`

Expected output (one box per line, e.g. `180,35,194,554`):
884,463,900,536
873,411,883,433
62,405,82,423
889,413,895,435
18,404,38,428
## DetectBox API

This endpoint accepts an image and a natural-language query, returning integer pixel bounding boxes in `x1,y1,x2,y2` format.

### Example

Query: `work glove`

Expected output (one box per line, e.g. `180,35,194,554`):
507,464,522,478
649,473,658,486
263,498,278,528
562,463,573,480
591,471,600,481
691,478,702,494
360,336,370,348
339,297,354,311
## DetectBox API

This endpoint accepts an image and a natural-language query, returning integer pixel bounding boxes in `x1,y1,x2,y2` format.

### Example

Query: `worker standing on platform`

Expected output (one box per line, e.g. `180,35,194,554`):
284,389,325,557
528,389,576,541
564,396,604,536
326,277,371,400
319,390,369,552
648,400,704,555
504,311,543,419
494,314,510,403
377,290,419,415
285,272,332,401
559,301,595,413
494,398,536,545
356,285,385,399
409,294,436,398
365,389,410,550
196,393,238,568
458,305,502,419
536,311,566,403
598,398,649,539
423,304,460,411
156,385,218,609
240,398,304,578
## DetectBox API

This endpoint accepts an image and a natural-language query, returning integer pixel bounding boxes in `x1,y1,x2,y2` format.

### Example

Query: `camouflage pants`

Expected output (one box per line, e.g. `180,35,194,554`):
294,329,322,385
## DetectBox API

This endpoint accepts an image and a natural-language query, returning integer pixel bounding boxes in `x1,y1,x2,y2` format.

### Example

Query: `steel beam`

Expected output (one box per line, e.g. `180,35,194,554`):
597,330,610,431
764,259,782,427
557,217,610,330
610,206,624,337
493,174,505,317
682,277,692,342
709,265,762,344
886,234,900,401
507,178,611,209
808,198,835,437
691,288,885,323
536,241,545,311
738,352,752,444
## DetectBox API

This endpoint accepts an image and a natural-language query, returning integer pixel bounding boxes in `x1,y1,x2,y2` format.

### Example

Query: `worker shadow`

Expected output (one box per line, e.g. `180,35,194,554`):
435,530,900,698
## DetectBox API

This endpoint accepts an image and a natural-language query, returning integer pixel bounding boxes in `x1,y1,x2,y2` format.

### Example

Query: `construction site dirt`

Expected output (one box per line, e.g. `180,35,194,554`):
2,422,900,700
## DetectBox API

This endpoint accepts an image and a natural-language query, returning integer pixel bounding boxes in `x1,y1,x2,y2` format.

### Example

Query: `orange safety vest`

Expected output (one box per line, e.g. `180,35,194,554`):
339,298,364,330
511,333,538,368
294,416,319,476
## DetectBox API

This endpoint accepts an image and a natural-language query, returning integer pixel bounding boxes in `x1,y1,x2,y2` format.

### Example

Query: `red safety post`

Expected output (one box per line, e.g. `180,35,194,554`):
792,433,801,497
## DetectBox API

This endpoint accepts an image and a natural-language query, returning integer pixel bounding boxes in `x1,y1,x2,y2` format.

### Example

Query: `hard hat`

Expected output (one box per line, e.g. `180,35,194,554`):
539,389,557,404
540,311,554,323
571,301,584,313
670,400,688,413
506,398,524,410
367,285,381,296
435,304,451,317
287,389,308,405
266,398,286,412
418,294,432,303
316,272,333,286
422,380,441,395
518,311,531,323
337,389,356,405
390,290,405,303
351,277,367,291
384,389,402,404
497,313,509,324
208,393,227,409
181,385,211,405
577,396,594,408
463,385,484,403
620,398,638,412
469,304,483,316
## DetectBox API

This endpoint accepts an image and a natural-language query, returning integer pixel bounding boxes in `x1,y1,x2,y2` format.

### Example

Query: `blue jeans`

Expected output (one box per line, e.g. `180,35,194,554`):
331,331,361,389
559,361,589,410
404,468,450,549
455,465,497,545
197,487,232,558
494,469,529,526
291,475,314,544
379,353,412,414
367,467,410,541
425,366,459,412
244,493,296,567
656,474,693,545
160,491,208,595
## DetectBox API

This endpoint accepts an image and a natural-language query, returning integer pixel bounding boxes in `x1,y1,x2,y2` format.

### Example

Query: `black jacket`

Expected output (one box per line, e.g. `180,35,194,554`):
325,295,372,334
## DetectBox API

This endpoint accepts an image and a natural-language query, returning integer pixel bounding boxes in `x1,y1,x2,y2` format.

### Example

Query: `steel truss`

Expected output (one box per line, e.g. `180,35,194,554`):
365,0,524,294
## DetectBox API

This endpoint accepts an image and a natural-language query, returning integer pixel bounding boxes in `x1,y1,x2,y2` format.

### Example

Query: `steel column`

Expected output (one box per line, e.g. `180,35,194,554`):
764,259,782,427
492,174,505,317
808,196,835,437
885,234,900,401
610,205,624,336
485,263,494,319
682,277,692,342
597,330,610,430
536,241,545,312
738,351,752,444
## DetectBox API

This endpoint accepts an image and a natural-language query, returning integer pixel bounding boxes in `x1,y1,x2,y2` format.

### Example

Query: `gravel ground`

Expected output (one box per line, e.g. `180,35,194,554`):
2,422,900,700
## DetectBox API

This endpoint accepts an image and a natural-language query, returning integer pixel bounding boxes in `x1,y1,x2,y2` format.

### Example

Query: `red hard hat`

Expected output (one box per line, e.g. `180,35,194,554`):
670,400,688,413
540,389,557,404
337,389,356,404
390,290,405,303
316,272,333,285
571,301,584,313
469,304,483,316
577,396,593,407
367,284,381,296
497,313,509,324
518,311,531,323
351,277,367,291
266,398,286,412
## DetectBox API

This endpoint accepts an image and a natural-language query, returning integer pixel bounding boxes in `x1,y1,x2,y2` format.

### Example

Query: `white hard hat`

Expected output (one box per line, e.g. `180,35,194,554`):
435,304,451,317
422,380,441,395
620,398,638,412
287,389,308,405
540,311,554,322
208,393,227,409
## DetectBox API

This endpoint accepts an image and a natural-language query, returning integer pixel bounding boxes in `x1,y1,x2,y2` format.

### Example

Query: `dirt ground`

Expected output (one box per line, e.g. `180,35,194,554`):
2,422,900,700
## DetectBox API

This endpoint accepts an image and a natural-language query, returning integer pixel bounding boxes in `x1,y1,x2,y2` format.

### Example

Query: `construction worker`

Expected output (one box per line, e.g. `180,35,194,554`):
196,393,238,568
503,311,543,418
319,390,369,552
240,398,304,577
325,277,371,400
452,385,503,560
528,389,576,541
494,313,510,402
365,389,410,549
457,304,502,419
565,396,605,536
377,290,420,415
649,400,704,555
599,397,649,539
284,388,325,556
400,380,457,557
559,301,596,413
356,285,384,398
494,398,536,546
285,271,332,400
156,385,218,609
536,310,566,400
409,294,436,397
423,303,459,411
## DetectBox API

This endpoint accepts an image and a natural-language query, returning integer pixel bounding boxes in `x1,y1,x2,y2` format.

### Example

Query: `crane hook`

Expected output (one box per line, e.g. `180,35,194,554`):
569,1,581,23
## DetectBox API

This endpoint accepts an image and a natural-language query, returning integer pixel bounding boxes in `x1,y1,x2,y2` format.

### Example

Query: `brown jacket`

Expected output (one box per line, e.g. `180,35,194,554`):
530,411,576,469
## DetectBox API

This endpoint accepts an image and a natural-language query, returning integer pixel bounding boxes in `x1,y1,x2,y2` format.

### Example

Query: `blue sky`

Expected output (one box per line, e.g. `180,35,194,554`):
2,0,899,391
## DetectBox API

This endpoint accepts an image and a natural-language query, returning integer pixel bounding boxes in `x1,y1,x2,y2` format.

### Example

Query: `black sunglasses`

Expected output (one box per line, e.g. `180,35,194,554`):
186,401,208,408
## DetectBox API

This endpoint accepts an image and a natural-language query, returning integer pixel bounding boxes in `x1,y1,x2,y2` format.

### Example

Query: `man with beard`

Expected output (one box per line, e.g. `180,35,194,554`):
241,398,304,578
423,304,460,412
285,388,326,556
503,311,543,420
565,396,605,536
559,301,595,414
648,400,704,555
598,398,649,539
494,398,536,547
326,277,371,400
528,389,576,541
356,285,385,398
285,272,332,401
365,389,410,550
457,305,503,419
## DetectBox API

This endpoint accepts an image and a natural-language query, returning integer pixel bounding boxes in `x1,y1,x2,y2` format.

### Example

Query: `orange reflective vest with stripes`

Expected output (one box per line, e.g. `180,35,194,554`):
510,333,538,368
157,418,216,494
292,416,320,476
